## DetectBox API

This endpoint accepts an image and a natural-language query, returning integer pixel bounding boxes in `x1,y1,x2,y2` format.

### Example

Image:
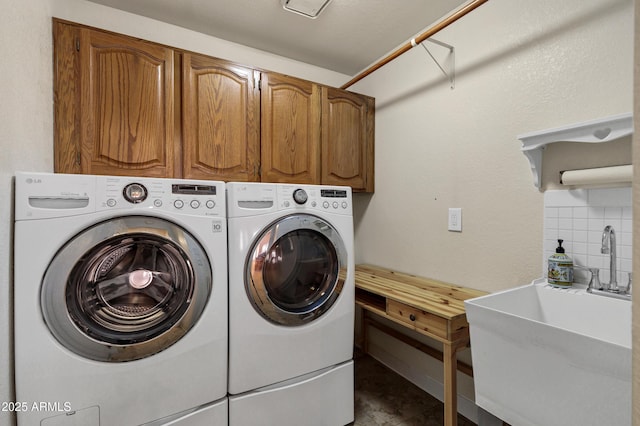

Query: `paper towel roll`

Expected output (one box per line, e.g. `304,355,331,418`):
560,165,632,186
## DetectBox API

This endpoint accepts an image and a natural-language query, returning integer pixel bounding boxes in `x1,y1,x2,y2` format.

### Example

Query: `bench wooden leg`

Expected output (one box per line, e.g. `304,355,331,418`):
443,341,458,426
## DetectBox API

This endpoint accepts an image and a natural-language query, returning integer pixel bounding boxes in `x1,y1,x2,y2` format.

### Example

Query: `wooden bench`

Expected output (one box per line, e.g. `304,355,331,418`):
353,264,487,426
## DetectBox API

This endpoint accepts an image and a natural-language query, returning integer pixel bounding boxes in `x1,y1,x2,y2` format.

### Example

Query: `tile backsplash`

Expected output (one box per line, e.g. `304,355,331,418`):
544,188,632,286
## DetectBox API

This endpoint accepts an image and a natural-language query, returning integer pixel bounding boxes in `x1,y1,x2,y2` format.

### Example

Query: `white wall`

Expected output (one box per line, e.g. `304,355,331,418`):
0,1,347,424
1,2,55,425
350,0,633,293
348,0,633,421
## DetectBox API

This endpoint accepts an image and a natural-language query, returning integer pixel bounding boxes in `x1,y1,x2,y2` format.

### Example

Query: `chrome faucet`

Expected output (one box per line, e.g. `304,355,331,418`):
582,226,629,301
601,225,617,291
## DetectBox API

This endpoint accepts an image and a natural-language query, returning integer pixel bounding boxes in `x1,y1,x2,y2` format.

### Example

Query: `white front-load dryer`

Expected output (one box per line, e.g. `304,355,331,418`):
14,172,228,426
227,182,355,426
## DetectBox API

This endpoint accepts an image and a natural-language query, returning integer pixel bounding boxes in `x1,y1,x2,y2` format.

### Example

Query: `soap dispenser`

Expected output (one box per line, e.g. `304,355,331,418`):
548,239,573,287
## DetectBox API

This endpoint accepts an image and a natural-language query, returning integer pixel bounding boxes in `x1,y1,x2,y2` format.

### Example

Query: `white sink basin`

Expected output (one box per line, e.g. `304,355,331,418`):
465,279,631,426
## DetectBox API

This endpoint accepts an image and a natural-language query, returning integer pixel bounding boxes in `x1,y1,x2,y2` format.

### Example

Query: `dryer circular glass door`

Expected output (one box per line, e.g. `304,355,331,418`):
41,216,212,362
245,214,347,326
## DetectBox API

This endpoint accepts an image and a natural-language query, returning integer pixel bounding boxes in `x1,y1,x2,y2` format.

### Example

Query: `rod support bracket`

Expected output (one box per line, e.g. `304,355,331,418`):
416,38,455,89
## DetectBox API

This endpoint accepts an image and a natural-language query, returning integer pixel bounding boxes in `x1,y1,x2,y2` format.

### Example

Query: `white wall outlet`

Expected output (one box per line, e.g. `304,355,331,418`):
448,208,462,232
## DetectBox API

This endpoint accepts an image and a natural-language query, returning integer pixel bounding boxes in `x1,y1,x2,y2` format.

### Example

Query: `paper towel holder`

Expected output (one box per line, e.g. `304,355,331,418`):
517,113,633,189
559,164,633,187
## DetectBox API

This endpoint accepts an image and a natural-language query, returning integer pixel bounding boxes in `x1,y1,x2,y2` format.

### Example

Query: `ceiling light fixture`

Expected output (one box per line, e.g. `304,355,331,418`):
280,0,332,19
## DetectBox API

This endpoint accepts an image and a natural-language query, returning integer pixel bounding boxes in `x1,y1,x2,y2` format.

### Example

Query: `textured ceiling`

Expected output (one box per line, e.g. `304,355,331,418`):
85,0,468,75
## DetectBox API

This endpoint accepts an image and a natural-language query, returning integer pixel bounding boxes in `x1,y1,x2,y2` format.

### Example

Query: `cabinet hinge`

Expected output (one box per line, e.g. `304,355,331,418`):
254,73,261,91
75,37,80,52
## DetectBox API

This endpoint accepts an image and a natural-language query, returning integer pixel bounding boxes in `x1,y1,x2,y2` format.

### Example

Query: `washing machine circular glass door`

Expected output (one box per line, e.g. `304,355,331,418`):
245,213,347,326
41,216,212,362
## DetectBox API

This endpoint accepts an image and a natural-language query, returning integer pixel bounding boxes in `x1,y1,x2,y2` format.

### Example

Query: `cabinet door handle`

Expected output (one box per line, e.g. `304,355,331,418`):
409,314,416,321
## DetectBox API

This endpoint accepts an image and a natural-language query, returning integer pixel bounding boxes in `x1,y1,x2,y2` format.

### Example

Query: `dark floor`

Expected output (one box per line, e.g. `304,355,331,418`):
352,353,476,426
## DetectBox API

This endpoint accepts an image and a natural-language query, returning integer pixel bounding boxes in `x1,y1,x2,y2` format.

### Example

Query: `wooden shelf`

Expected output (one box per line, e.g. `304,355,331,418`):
354,264,486,426
354,287,386,313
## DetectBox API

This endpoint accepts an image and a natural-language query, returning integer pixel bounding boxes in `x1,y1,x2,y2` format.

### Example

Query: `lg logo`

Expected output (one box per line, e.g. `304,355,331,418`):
25,178,42,184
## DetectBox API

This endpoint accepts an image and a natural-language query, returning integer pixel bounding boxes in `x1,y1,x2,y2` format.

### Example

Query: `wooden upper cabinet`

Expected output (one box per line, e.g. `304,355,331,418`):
54,20,176,177
260,72,321,184
321,87,375,192
182,53,260,181
53,21,374,191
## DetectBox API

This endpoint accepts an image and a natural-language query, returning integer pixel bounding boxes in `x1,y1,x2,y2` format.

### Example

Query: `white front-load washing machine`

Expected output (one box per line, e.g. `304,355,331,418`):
14,172,228,426
227,182,355,426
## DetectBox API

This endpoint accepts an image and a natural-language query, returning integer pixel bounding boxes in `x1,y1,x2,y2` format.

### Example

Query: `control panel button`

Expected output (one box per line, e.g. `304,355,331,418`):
153,199,162,207
332,202,339,209
284,201,290,207
123,183,148,204
293,189,308,205
206,200,216,209
106,198,116,207
174,199,184,209
323,201,329,209
190,200,200,209
342,202,348,209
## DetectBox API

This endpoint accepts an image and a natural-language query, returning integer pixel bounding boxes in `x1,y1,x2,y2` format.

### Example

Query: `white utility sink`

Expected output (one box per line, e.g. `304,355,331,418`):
465,279,631,426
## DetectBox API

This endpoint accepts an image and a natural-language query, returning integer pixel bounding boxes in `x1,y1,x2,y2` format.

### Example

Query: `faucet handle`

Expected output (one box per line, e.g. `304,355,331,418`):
589,268,602,291
625,272,632,295
573,265,601,290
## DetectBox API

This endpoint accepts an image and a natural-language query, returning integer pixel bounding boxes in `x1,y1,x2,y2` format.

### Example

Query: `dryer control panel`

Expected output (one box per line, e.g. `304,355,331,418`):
277,184,352,215
226,182,352,218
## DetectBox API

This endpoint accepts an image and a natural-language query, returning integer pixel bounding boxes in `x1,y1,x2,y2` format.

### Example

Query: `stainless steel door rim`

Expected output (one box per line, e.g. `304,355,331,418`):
245,214,347,326
41,216,212,362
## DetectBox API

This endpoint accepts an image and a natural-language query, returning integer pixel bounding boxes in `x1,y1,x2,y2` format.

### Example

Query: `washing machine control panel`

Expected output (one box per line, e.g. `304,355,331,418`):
98,176,225,217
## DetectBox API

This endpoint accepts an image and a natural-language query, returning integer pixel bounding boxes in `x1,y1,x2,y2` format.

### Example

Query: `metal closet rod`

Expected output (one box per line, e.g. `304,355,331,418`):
340,0,489,90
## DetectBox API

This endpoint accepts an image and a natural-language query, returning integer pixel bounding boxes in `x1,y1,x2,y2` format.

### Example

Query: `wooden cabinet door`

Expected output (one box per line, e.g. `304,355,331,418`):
261,72,321,184
182,54,260,181
54,21,176,177
321,87,375,192
82,29,176,177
